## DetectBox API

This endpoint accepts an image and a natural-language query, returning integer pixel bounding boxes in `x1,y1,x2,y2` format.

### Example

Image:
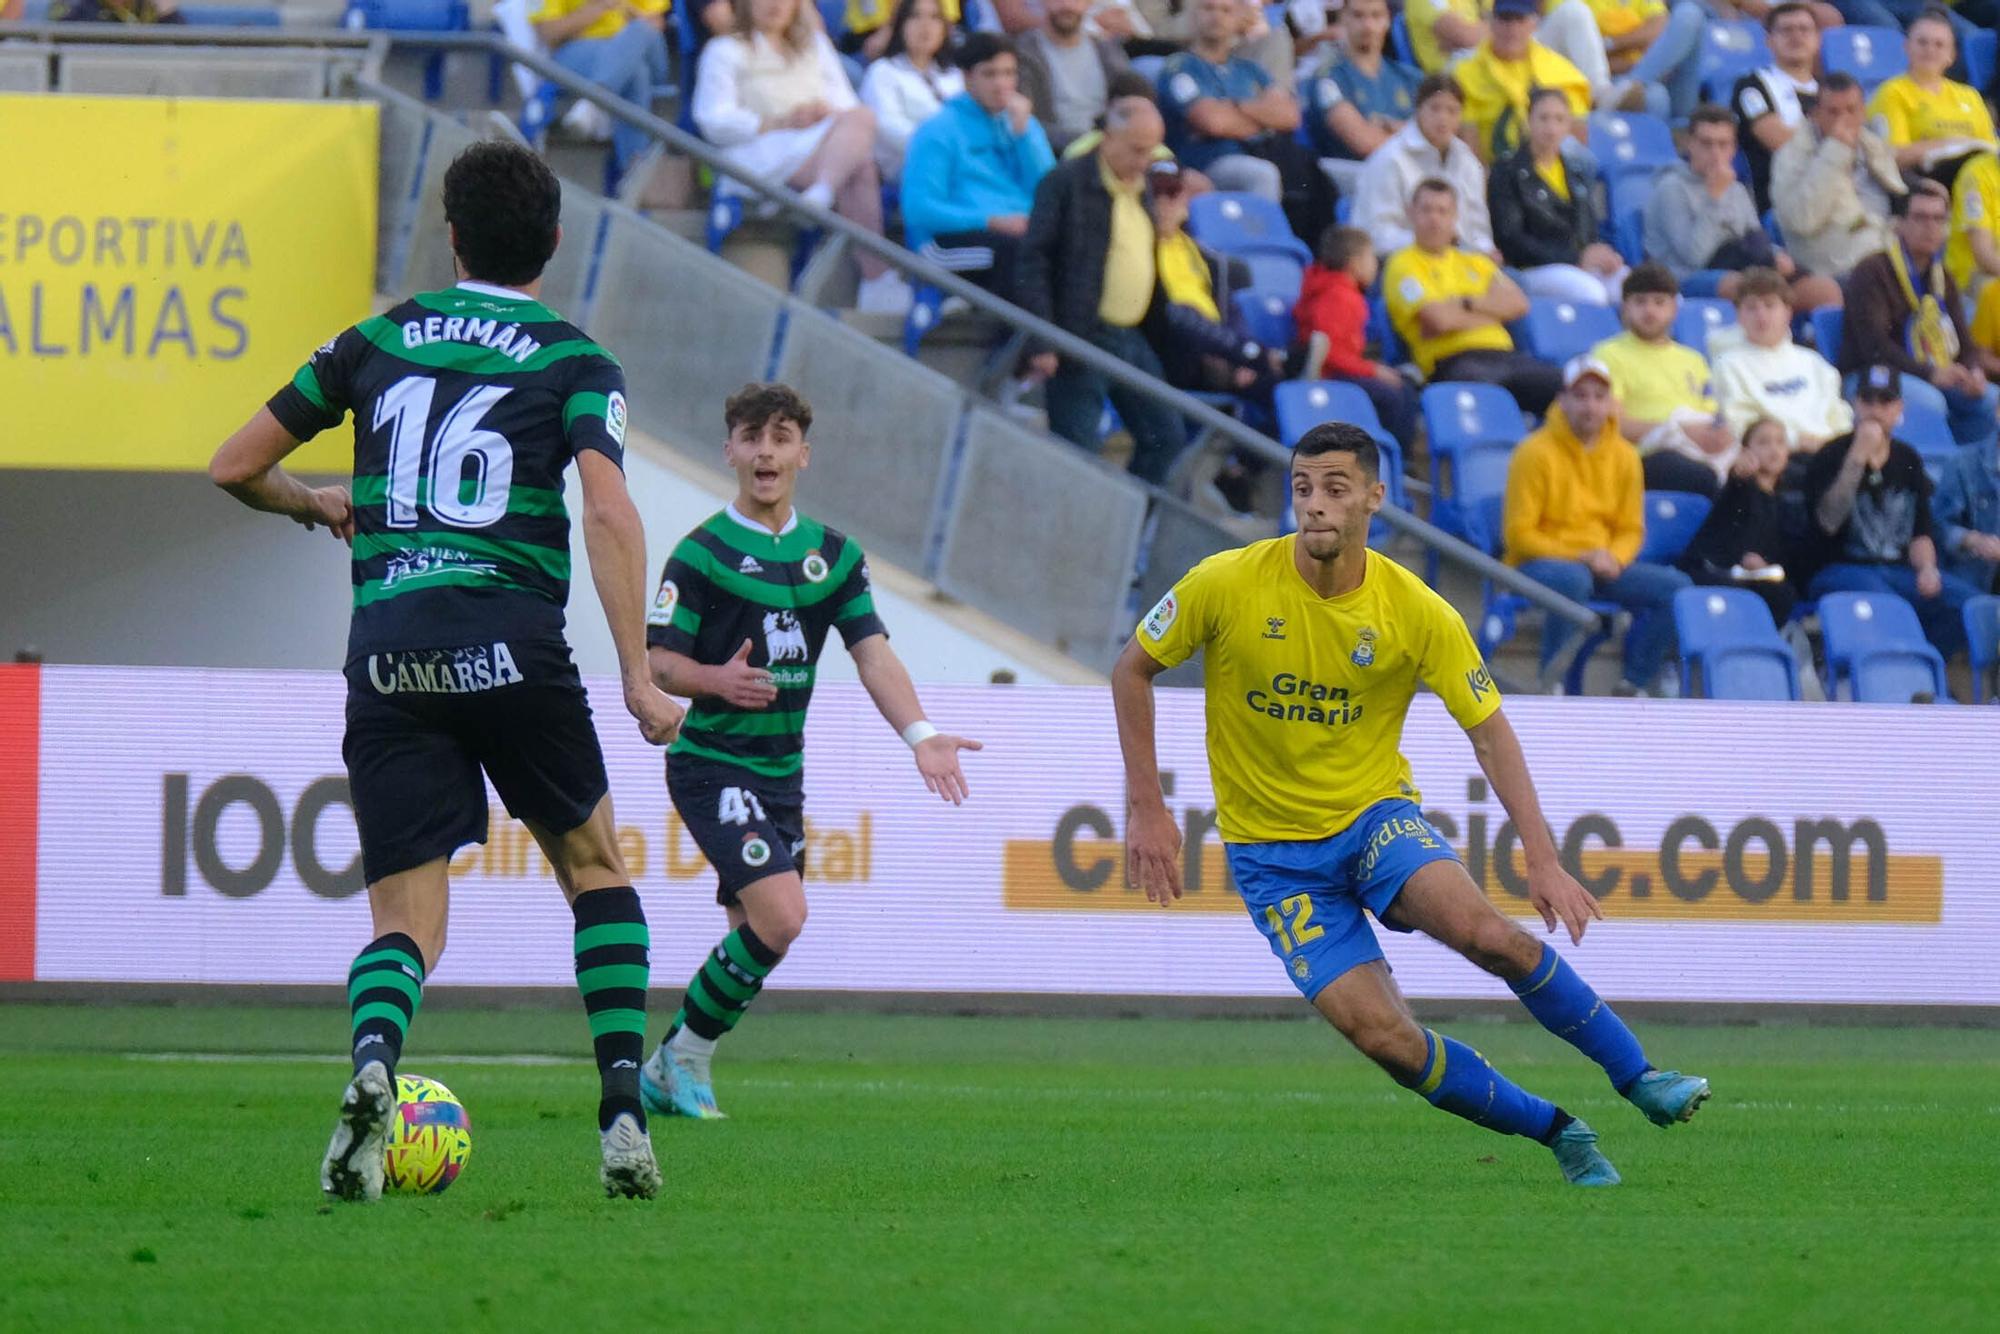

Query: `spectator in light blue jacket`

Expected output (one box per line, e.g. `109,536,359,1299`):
1933,438,2000,594
900,31,1056,306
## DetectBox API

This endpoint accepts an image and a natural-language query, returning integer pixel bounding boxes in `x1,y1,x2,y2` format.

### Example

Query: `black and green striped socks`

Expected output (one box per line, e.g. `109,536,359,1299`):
572,886,651,1131
665,925,782,1046
347,933,425,1075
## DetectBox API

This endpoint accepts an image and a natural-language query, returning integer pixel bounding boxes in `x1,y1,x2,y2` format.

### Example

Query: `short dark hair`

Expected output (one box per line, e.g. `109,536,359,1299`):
1764,0,1815,28
1293,422,1380,480
1316,224,1373,271
1818,70,1863,98
1894,177,1951,216
1411,176,1458,205
443,141,562,286
1415,73,1464,109
1527,85,1571,116
1733,266,1791,307
724,382,813,437
1621,261,1679,299
955,30,1015,71
1105,69,1158,104
1688,103,1737,136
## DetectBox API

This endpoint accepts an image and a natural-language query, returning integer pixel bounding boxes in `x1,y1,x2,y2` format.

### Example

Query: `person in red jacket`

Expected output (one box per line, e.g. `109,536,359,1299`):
1295,224,1419,448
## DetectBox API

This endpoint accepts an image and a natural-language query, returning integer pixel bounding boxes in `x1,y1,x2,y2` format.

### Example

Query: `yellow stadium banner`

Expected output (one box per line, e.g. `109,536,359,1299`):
0,94,377,472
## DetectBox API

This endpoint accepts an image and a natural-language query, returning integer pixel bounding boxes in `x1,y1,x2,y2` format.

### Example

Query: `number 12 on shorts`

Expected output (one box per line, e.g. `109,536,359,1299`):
1263,894,1324,953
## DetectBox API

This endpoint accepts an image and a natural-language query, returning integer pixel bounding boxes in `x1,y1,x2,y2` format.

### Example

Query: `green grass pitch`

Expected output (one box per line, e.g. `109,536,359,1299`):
0,1004,1994,1330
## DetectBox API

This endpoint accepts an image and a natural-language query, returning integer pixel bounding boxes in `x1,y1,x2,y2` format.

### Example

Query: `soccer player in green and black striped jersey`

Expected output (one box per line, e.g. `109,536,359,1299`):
639,382,982,1119
208,142,684,1202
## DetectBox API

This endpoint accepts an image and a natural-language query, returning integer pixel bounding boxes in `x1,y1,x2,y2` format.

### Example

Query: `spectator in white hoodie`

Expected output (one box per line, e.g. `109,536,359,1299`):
860,0,966,182
1353,73,1496,262
1713,266,1853,455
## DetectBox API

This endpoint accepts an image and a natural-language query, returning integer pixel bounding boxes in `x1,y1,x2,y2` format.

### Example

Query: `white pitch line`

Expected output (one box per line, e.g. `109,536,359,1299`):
127,1051,583,1066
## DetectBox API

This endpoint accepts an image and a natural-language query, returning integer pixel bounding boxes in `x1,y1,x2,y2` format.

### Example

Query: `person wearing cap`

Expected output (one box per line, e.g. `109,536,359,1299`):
1802,365,1980,663
1406,0,1618,119
1504,355,1692,694
1382,177,1561,414
1453,0,1591,164
1842,179,2000,453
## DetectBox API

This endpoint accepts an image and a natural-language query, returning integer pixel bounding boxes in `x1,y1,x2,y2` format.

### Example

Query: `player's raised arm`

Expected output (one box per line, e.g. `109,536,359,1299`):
1464,710,1602,944
1110,637,1182,904
577,450,684,746
847,633,982,805
208,407,355,541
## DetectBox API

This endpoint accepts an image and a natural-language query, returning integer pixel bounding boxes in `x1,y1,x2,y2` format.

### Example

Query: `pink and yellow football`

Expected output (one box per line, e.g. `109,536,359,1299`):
384,1074,471,1195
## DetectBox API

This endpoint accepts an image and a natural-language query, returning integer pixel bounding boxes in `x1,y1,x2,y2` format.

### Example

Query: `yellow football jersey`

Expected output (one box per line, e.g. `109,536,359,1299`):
1946,151,2000,291
1382,244,1515,376
1137,540,1502,845
1867,75,1997,149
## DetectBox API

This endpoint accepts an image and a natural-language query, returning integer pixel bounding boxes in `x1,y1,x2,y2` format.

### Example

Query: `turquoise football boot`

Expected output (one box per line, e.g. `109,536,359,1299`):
640,1042,726,1120
1551,1119,1621,1186
1628,1070,1711,1127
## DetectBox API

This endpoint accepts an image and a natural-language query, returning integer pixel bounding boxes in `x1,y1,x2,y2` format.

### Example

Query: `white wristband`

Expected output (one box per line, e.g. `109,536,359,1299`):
901,720,939,748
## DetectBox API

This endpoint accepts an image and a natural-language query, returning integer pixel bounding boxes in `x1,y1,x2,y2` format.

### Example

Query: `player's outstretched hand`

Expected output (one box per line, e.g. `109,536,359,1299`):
713,640,779,709
1125,802,1183,906
625,682,685,747
914,733,982,805
1527,861,1603,944
293,485,355,544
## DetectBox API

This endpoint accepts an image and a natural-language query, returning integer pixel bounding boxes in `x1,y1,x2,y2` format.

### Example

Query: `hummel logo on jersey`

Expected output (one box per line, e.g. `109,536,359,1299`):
738,555,764,574
1263,617,1287,640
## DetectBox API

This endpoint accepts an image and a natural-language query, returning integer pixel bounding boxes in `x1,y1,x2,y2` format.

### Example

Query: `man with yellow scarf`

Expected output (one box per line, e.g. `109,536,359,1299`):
1841,179,2000,452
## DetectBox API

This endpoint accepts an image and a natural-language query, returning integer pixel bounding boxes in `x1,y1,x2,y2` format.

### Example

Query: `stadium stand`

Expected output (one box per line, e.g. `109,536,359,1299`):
1672,585,1802,701
1821,26,1906,92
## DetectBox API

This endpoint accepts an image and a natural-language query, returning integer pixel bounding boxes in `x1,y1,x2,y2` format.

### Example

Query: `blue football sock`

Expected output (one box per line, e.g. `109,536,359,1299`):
1510,943,1651,1093
1398,1029,1559,1141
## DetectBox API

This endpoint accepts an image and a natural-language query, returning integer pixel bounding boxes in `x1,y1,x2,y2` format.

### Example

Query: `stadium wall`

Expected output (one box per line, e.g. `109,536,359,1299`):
1,661,1994,1008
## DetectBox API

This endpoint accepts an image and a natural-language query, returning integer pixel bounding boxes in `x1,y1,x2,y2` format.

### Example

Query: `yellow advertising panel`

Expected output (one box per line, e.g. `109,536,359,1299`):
0,94,377,471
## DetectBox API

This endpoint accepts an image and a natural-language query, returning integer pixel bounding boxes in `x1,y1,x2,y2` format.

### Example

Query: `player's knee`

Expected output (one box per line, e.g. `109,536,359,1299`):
748,894,807,953
1465,915,1538,979
1347,1017,1428,1080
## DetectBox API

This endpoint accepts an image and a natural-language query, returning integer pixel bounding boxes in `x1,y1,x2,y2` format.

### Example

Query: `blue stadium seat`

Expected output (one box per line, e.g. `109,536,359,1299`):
815,0,847,39
1275,380,1382,445
1589,112,1679,183
1810,305,1843,363
1131,53,1167,88
1188,193,1313,266
1818,591,1949,702
1422,381,1522,580
1897,400,1957,467
1240,251,1305,301
1699,19,1770,102
1672,586,1801,700
1965,595,2000,704
1391,12,1415,66
344,0,468,101
1823,26,1906,92
1522,299,1620,366
1969,29,1998,95
1673,297,1736,354
1232,288,1295,353
1609,174,1656,266
1639,490,1712,564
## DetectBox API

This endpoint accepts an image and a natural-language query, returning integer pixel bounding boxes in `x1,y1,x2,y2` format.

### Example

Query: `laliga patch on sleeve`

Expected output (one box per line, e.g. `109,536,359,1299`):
607,390,629,445
1169,72,1201,106
1142,590,1179,641
647,579,678,627
1317,78,1342,108
1398,275,1426,304
1738,87,1769,119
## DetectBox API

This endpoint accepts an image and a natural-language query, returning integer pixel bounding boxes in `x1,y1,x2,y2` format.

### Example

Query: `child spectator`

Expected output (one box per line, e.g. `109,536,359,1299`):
1294,225,1419,449
1678,417,1799,625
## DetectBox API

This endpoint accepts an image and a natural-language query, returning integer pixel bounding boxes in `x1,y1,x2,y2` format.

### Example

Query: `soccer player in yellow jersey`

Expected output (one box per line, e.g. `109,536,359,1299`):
1112,422,1710,1187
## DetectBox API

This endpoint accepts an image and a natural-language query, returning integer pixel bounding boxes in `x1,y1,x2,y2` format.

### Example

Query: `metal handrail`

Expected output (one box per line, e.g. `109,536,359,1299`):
2,19,1603,632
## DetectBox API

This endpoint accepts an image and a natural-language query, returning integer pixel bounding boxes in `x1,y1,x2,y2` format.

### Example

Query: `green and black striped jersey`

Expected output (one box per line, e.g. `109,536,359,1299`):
266,282,627,661
648,507,886,789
